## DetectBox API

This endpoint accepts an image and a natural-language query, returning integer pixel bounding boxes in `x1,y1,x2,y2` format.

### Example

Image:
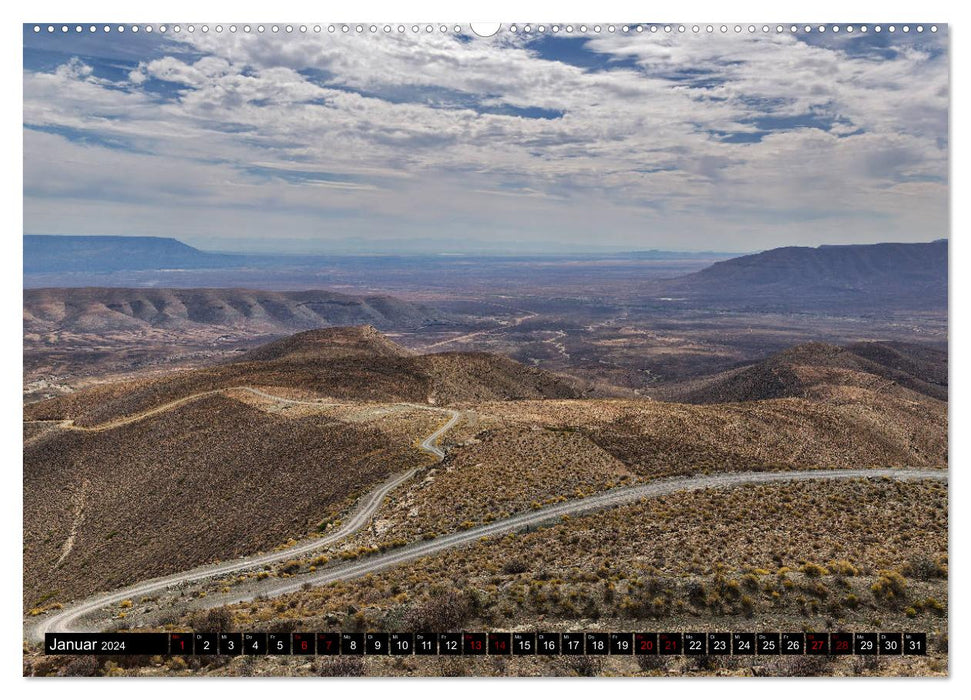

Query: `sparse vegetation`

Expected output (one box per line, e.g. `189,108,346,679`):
23,393,433,607
183,480,945,670
23,325,947,678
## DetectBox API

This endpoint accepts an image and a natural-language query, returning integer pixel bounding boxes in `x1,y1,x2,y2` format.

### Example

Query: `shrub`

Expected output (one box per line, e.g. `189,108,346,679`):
403,589,474,630
315,657,366,677
279,560,302,575
636,654,666,672
871,570,907,607
741,573,761,590
59,656,103,677
800,563,829,578
187,607,233,631
739,594,755,617
903,556,947,581
566,656,603,677
501,559,529,575
830,560,859,576
785,655,834,677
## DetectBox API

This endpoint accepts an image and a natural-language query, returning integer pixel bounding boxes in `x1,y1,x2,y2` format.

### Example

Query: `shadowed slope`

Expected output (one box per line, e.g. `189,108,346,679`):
661,240,947,311
653,341,947,404
23,395,429,607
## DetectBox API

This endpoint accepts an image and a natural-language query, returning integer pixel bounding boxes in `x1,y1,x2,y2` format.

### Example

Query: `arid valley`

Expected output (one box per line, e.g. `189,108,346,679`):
23,237,948,677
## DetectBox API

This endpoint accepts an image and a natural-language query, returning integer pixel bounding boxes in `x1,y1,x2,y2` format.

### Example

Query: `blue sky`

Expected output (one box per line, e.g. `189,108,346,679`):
23,24,948,253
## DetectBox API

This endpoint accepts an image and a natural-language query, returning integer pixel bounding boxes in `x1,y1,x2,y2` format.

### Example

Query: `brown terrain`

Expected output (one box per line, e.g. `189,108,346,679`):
257,338,945,555
196,478,943,678
26,478,947,677
649,341,947,404
23,316,948,677
23,393,442,607
23,288,454,401
23,326,585,427
25,326,945,598
23,327,581,608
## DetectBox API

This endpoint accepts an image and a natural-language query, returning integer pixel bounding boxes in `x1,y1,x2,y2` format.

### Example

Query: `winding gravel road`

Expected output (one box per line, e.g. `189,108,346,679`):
25,386,345,435
26,390,460,643
27,464,943,642
232,467,947,600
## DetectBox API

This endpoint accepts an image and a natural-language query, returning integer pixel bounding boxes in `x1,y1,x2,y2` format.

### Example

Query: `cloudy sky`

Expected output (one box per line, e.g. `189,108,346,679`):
23,24,948,254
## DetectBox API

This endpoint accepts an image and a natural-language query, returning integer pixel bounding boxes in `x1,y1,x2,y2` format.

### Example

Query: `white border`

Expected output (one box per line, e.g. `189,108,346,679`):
4,1,965,698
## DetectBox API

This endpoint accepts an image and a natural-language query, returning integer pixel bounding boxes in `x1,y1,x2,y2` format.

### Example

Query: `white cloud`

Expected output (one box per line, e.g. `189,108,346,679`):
22,29,948,252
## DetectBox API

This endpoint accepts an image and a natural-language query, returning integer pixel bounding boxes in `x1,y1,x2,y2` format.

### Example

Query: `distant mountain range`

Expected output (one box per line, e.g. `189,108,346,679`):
23,234,723,272
24,235,947,312
660,239,947,310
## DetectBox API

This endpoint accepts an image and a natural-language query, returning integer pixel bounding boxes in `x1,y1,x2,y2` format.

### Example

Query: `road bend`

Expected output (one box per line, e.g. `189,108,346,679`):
29,467,943,640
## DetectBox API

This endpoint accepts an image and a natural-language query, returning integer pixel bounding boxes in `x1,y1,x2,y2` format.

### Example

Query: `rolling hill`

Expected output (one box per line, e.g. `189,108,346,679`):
22,326,585,605
23,394,434,606
23,326,947,615
651,341,947,404
23,326,586,426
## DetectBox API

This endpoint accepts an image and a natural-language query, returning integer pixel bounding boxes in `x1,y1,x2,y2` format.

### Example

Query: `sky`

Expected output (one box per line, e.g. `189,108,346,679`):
22,23,949,254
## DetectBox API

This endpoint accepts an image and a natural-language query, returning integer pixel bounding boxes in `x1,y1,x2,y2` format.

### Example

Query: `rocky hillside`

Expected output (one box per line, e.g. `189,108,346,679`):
24,326,585,425
653,341,947,404
23,395,432,606
24,287,444,334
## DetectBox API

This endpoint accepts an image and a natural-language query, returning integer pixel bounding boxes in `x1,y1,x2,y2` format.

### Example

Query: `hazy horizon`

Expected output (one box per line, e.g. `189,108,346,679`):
23,232,947,259
23,231,738,256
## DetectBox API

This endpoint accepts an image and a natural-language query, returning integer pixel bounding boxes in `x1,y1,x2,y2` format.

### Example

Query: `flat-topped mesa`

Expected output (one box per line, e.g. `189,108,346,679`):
660,240,947,311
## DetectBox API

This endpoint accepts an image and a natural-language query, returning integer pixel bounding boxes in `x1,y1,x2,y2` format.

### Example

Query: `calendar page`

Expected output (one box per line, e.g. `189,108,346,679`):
22,21,948,679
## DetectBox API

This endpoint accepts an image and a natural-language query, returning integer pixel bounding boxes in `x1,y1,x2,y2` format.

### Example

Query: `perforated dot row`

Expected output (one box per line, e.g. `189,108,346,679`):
329,24,463,33
511,24,938,34
29,24,464,34
30,24,941,35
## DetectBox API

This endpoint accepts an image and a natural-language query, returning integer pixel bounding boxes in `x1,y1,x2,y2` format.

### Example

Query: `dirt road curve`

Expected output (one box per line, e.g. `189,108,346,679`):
240,467,947,599
24,386,344,435
27,465,943,642
26,390,459,643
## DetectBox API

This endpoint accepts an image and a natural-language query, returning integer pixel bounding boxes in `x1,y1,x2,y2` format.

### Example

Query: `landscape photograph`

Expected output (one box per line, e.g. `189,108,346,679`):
22,22,948,678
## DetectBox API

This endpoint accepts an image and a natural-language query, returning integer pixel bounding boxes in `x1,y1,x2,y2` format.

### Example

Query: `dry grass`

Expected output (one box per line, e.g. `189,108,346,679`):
25,328,583,426
467,394,946,479
22,328,948,678
371,425,634,540
206,479,946,637
43,479,944,677
23,395,433,608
